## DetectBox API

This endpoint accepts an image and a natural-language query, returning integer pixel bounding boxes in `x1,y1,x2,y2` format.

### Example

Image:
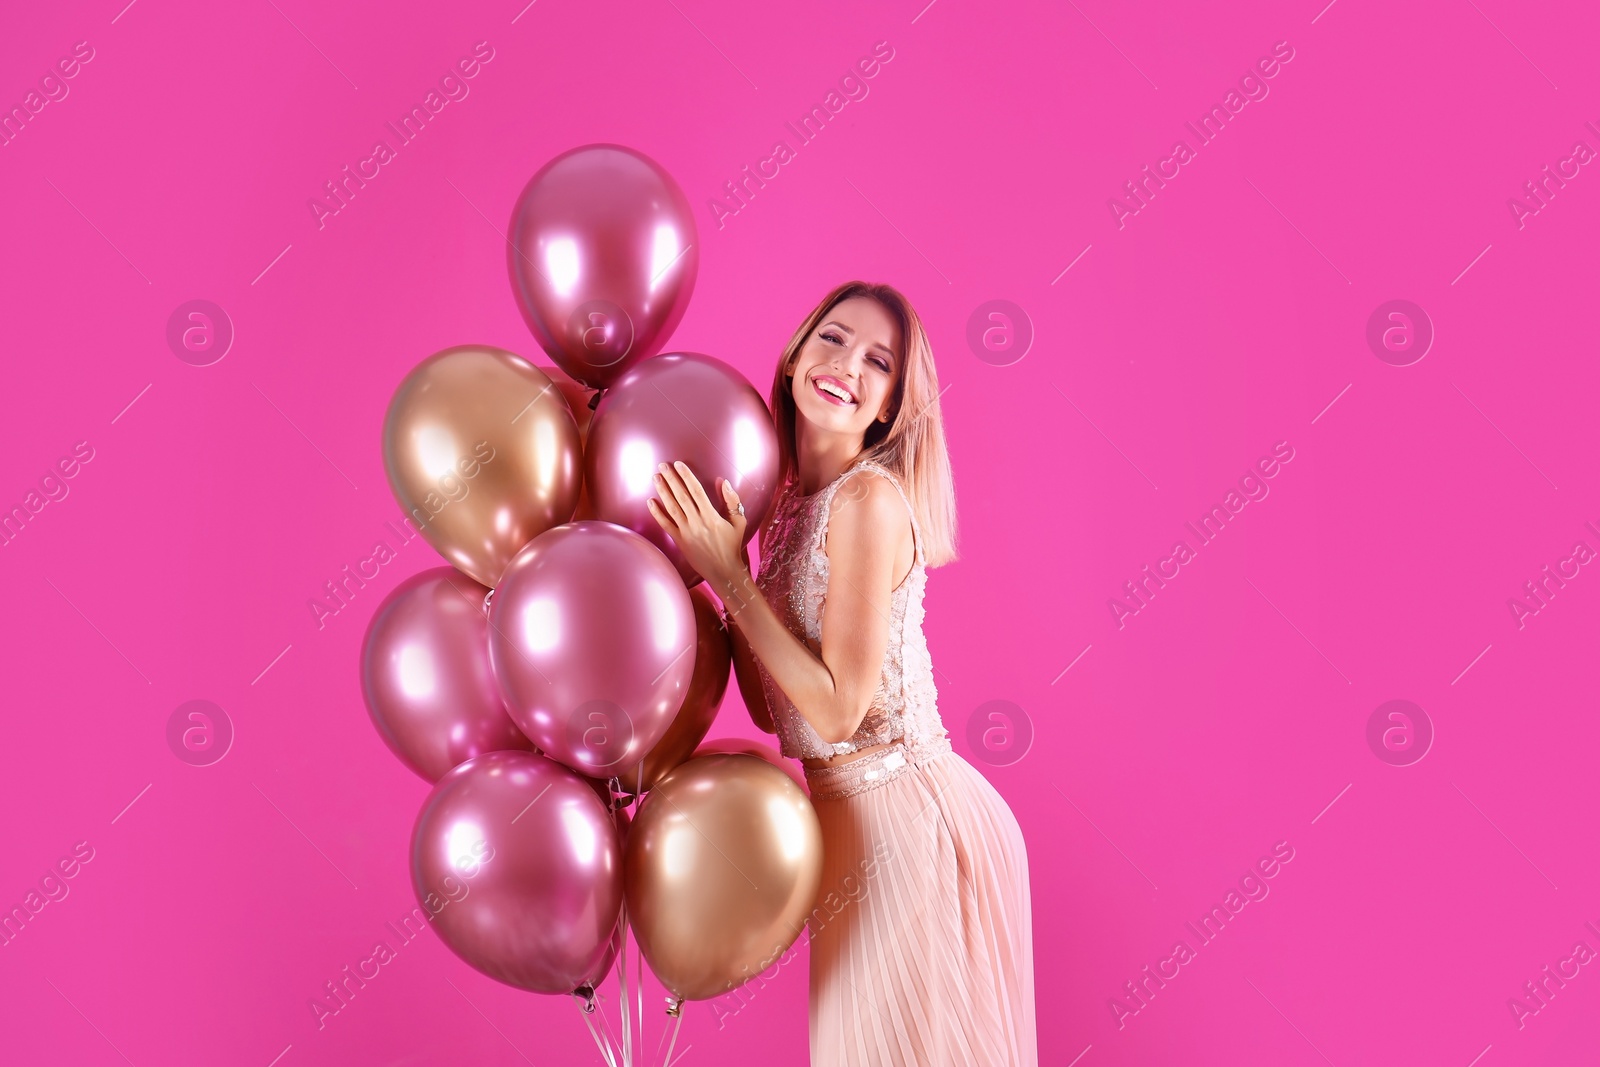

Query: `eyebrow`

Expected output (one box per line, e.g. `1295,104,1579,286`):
821,320,896,360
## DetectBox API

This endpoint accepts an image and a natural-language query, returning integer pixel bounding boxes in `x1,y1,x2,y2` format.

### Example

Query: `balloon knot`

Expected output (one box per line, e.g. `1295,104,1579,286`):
587,388,603,411
664,994,683,1018
481,588,495,615
573,984,597,1013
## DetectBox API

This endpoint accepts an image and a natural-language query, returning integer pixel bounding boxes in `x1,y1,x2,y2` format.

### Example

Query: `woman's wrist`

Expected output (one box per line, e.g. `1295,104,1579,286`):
715,560,758,625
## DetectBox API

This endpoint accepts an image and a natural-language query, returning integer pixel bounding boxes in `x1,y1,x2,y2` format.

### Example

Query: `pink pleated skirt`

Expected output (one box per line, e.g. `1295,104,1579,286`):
803,739,1038,1067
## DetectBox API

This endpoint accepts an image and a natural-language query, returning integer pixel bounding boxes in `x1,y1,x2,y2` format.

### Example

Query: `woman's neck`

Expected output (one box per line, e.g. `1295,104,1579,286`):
794,424,866,496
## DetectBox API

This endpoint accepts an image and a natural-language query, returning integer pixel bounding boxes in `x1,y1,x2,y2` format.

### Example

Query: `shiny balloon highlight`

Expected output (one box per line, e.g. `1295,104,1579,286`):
587,352,780,586
361,568,532,781
508,144,699,390
487,521,698,780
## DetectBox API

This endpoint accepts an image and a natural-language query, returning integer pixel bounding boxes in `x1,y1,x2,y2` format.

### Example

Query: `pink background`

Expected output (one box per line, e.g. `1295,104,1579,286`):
2,0,1597,1064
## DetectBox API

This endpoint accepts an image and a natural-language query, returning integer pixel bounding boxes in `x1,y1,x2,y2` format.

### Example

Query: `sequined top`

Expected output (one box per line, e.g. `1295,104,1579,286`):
753,458,950,762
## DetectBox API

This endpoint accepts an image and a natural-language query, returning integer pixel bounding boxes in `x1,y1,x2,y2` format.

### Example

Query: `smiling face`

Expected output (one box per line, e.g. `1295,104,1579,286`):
787,296,903,441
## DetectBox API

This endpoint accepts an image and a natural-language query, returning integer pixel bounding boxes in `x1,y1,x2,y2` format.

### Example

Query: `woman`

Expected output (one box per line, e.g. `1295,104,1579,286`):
648,281,1037,1066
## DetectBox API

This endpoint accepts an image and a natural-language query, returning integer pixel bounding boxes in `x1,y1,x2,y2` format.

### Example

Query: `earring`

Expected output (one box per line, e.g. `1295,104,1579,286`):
878,412,890,423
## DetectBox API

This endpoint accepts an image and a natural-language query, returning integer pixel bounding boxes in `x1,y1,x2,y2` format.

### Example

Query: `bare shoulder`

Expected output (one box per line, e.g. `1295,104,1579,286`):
825,469,911,555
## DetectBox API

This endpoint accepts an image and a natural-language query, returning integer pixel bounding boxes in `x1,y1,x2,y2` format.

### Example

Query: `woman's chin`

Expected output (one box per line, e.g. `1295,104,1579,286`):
796,398,868,436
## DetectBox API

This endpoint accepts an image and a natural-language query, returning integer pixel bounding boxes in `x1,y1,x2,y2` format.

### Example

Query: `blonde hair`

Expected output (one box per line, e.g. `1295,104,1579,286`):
768,281,959,567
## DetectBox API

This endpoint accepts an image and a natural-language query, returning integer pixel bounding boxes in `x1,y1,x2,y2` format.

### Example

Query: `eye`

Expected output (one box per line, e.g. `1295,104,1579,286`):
870,355,890,372
821,330,844,345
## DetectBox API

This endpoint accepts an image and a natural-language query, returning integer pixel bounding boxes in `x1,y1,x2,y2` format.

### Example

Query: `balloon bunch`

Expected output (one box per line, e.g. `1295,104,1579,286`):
359,144,822,1066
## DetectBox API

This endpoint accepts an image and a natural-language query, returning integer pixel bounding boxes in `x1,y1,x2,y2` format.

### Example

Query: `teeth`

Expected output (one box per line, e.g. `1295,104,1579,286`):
817,379,854,403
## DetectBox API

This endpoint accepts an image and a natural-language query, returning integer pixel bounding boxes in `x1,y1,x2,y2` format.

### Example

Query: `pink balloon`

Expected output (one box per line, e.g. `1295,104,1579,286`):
575,806,632,990
586,353,780,587
586,916,625,991
487,521,698,779
507,145,699,390
361,568,533,781
411,751,622,994
576,800,631,991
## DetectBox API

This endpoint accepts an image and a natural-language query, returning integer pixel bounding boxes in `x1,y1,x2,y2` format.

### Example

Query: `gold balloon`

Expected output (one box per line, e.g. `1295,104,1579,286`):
692,736,808,795
625,753,822,1002
617,586,732,795
383,346,581,587
541,368,599,521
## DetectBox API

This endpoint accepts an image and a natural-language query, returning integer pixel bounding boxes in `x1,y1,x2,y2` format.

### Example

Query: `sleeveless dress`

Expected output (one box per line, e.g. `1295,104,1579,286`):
753,458,1038,1067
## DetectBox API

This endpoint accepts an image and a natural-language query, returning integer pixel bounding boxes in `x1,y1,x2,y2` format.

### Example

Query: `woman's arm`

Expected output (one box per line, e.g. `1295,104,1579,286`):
729,610,777,734
727,543,776,734
648,462,909,747
734,472,906,744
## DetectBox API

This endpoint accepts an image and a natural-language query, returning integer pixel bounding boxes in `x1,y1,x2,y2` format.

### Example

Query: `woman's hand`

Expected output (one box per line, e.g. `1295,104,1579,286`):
648,461,751,601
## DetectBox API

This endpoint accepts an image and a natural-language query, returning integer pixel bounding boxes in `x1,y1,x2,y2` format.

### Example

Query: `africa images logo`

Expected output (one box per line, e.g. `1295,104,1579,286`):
307,42,496,231
1107,40,1297,229
707,40,896,229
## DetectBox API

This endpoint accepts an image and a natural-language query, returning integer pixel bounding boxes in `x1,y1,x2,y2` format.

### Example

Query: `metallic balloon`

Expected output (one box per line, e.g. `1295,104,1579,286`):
507,145,699,390
587,910,626,990
625,753,823,1002
383,345,581,588
693,736,808,795
410,751,622,994
616,585,732,795
540,367,599,521
582,806,633,989
583,772,617,811
586,353,780,586
487,521,698,780
360,568,533,781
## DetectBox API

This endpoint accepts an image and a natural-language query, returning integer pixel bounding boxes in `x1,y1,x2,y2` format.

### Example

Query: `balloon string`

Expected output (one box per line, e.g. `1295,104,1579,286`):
579,1000,619,1067
617,900,632,1067
633,765,645,1064
657,1007,685,1067
590,982,621,1065
594,991,625,1067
